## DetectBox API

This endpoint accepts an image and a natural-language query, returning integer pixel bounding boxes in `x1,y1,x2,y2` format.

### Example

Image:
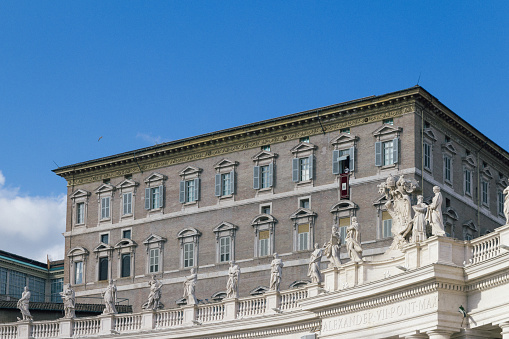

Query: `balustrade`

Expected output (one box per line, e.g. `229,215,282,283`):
470,232,500,264
155,309,184,328
237,296,266,318
73,317,100,337
0,324,17,339
114,313,142,333
197,303,225,323
280,288,308,310
32,320,59,338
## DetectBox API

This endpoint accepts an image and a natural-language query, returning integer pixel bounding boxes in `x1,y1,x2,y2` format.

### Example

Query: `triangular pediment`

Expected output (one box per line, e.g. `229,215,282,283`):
463,220,478,232
116,179,138,189
114,239,137,249
330,200,358,213
214,158,238,169
95,183,115,194
290,142,317,154
213,221,238,233
373,195,388,206
251,214,277,225
67,246,89,257
443,207,458,221
143,234,167,245
372,124,402,136
423,128,437,142
252,150,278,161
481,166,493,179
93,243,114,252
330,133,358,146
179,165,202,176
497,178,508,188
144,172,166,183
290,207,317,219
462,155,477,168
250,286,269,296
177,227,202,239
70,189,90,199
441,142,457,155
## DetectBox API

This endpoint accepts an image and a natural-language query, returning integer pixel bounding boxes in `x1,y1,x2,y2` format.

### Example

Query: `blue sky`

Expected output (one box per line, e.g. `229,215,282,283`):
0,1,507,261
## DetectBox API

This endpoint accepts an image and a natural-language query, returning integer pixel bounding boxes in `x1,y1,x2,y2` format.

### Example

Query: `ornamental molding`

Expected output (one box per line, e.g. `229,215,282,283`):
95,183,115,194
144,172,166,183
290,142,317,154
67,246,89,257
143,233,167,245
70,189,90,199
441,142,457,156
466,270,509,292
115,178,138,189
251,150,278,161
330,133,358,146
372,124,402,137
179,165,202,176
211,320,321,339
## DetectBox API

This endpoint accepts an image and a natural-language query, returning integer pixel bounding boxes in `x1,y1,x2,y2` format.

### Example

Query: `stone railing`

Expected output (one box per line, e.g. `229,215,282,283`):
0,323,17,339
470,231,501,264
237,295,266,318
73,316,100,337
31,320,59,338
280,287,308,311
114,313,142,333
196,303,224,323
155,308,184,328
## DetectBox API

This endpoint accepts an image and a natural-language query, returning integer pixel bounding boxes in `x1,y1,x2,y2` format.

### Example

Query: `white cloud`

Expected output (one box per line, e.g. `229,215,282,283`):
136,132,165,145
0,170,66,262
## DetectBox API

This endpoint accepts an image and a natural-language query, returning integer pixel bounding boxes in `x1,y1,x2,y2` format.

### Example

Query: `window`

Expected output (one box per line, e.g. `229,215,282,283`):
146,186,162,209
0,268,7,295
444,156,452,182
383,118,393,125
261,205,271,214
375,138,399,167
297,224,309,251
382,211,392,238
100,234,109,244
101,197,110,219
498,190,504,216
76,203,85,224
219,236,231,262
465,233,473,241
122,192,132,215
253,164,274,190
179,178,200,203
27,275,45,302
215,170,235,197
340,128,350,134
261,145,271,151
482,181,489,205
121,254,131,277
260,165,271,189
51,278,64,303
299,136,309,143
186,180,196,202
183,243,194,268
149,248,160,273
299,157,310,181
464,169,472,195
332,148,354,175
300,198,310,209
259,230,270,256
383,140,394,166
424,142,432,170
338,217,349,243
75,261,83,284
98,257,108,281
122,229,131,239
9,271,26,299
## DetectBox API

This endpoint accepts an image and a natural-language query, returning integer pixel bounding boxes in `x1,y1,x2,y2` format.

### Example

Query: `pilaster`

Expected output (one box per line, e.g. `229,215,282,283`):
499,322,509,339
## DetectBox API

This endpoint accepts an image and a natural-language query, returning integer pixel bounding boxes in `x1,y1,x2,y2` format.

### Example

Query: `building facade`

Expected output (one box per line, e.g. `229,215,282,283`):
52,86,508,313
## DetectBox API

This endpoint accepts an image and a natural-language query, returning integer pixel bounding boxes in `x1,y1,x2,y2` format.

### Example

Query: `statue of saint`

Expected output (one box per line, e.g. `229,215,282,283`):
183,268,198,305
226,261,240,299
102,280,118,314
60,284,76,318
269,253,283,292
17,286,32,321
504,186,509,225
324,224,341,268
426,186,445,236
307,243,323,284
412,195,428,242
142,276,163,310
346,217,363,262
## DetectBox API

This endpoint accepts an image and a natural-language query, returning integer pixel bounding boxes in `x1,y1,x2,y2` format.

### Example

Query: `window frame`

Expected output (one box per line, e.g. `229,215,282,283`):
95,183,115,224
70,189,90,228
214,159,238,200
143,234,167,275
116,178,139,220
144,172,166,212
252,149,277,193
290,208,316,252
213,221,238,263
290,142,317,187
373,124,401,171
67,247,89,286
114,238,137,279
251,214,277,257
177,228,201,269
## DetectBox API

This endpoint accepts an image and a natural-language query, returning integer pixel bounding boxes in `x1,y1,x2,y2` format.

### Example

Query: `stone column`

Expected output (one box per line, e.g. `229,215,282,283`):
265,290,281,314
99,314,116,335
224,298,238,320
427,330,454,339
500,322,509,339
59,318,74,338
141,310,156,331
16,320,32,339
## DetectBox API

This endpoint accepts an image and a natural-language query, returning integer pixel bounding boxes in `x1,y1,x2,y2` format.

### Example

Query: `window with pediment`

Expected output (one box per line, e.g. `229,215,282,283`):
114,238,137,278
179,166,202,205
480,165,493,208
213,222,238,263
95,183,115,223
144,173,166,212
463,220,477,241
143,234,167,274
422,128,437,174
442,141,457,186
67,247,89,285
373,124,402,169
331,200,358,242
443,207,458,238
93,243,114,281
252,150,278,193
331,133,358,176
214,159,238,200
291,142,317,187
373,196,393,239
251,214,277,257
116,178,138,219
177,228,201,268
290,208,316,251
496,177,507,218
70,189,90,227
462,155,476,198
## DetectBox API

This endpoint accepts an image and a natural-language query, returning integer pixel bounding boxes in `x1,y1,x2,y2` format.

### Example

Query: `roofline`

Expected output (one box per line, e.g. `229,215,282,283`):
53,86,509,177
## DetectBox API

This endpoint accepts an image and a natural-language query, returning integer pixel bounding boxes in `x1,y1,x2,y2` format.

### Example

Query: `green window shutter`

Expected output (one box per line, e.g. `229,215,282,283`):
253,166,260,189
349,146,355,171
215,174,221,196
179,181,185,203
375,141,382,166
292,158,299,182
194,178,200,201
145,188,151,210
393,137,399,164
268,163,274,187
230,170,235,194
332,150,340,174
158,185,164,208
308,155,314,180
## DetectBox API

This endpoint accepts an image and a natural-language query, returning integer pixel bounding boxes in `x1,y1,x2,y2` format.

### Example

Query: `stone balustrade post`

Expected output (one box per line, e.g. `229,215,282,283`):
499,322,509,339
16,320,32,339
58,318,74,338
224,298,238,320
264,291,280,314
498,224,509,249
99,314,115,335
183,305,197,325
307,283,322,298
323,267,339,292
141,310,156,331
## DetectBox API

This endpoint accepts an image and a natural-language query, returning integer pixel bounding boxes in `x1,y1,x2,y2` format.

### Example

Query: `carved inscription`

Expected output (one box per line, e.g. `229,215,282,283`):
321,294,437,334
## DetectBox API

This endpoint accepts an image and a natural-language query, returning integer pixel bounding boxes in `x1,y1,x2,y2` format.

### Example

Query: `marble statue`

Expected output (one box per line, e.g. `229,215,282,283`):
346,217,363,262
102,280,118,314
308,243,323,284
378,175,417,250
411,195,428,242
183,268,197,305
504,186,509,225
226,261,240,299
324,224,342,268
142,276,163,310
269,253,284,292
60,284,76,318
17,286,32,321
426,186,445,236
